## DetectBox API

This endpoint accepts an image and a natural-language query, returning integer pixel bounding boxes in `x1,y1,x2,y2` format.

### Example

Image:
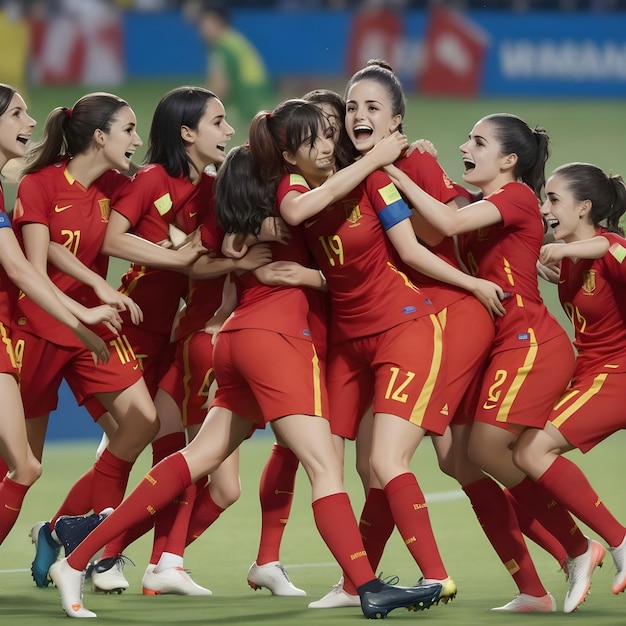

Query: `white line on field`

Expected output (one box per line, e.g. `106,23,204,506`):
0,489,465,575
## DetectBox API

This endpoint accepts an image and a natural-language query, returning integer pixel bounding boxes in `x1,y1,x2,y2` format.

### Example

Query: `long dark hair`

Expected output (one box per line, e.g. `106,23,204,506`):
214,144,276,237
302,88,356,170
23,92,129,175
144,86,219,178
0,83,17,117
551,162,626,235
482,113,550,200
248,99,327,185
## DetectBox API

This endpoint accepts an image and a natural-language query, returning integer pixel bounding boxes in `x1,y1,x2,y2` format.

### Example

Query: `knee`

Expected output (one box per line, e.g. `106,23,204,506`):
210,477,241,509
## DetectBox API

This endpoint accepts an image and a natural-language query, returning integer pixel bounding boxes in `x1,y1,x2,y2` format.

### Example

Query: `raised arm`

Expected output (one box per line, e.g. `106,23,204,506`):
385,163,502,236
280,132,408,226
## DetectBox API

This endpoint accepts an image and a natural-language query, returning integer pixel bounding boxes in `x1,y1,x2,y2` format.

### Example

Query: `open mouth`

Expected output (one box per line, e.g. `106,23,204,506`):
353,125,373,141
462,159,475,172
547,218,560,229
124,151,135,159
17,134,30,145
217,143,227,153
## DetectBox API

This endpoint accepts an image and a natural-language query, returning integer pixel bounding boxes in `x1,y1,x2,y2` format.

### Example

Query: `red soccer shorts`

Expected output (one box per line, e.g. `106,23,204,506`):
14,329,143,419
549,370,626,453
474,331,575,431
159,331,216,427
328,315,448,441
212,328,328,426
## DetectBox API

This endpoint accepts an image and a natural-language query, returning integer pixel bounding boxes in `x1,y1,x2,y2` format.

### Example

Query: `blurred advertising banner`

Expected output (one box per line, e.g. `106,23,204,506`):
29,8,124,86
418,8,488,97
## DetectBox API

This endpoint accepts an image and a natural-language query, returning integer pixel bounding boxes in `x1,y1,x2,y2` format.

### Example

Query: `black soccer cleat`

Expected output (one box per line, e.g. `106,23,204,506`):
360,581,442,619
54,507,113,556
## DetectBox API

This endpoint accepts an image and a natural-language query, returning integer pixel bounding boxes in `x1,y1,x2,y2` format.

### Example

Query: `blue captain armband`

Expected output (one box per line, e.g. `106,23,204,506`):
378,198,412,230
377,182,412,230
0,212,11,228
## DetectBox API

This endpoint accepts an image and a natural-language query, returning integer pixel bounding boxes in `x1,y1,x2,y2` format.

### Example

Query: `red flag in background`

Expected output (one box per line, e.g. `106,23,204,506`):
419,7,488,97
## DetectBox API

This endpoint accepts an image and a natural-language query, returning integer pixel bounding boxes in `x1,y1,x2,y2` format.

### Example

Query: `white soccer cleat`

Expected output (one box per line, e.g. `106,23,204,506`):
564,537,605,613
308,576,360,608
49,558,96,618
142,566,212,596
491,592,556,612
90,556,130,593
609,534,626,594
247,561,306,596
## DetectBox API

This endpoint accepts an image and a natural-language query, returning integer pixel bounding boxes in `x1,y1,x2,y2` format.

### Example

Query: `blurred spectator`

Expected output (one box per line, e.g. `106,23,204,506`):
183,0,275,134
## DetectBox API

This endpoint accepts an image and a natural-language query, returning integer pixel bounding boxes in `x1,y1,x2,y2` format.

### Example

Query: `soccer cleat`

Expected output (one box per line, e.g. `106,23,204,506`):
55,508,114,557
308,576,360,608
360,581,442,619
247,561,306,596
89,555,132,594
418,576,457,604
30,521,61,587
491,592,556,612
142,566,212,596
564,537,605,613
609,534,626,594
49,558,96,618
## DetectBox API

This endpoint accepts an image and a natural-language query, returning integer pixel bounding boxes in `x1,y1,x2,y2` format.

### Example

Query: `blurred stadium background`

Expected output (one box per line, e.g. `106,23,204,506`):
1,0,625,441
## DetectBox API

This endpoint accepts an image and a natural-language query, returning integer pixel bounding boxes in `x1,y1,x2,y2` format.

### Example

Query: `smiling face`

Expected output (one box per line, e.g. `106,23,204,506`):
541,173,593,242
345,79,402,154
0,92,36,168
459,119,517,195
184,97,234,171
99,105,142,172
283,122,335,187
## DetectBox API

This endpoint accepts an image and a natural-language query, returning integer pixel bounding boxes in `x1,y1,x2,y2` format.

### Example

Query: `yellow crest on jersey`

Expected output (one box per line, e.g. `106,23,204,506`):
154,193,172,216
582,270,596,295
98,198,111,222
343,200,361,224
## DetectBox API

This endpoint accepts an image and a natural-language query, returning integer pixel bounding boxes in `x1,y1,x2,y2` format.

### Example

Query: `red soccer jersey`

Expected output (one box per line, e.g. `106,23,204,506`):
558,230,626,378
0,188,19,327
114,164,214,335
458,181,564,353
397,150,470,309
220,214,319,342
289,170,439,343
12,162,129,347
173,204,227,342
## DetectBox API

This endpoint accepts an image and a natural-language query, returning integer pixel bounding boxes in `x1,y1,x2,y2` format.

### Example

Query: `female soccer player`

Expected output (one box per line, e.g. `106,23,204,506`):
513,162,626,610
48,142,444,620
78,86,269,596
385,113,598,612
0,84,111,546
11,92,161,587
249,98,512,611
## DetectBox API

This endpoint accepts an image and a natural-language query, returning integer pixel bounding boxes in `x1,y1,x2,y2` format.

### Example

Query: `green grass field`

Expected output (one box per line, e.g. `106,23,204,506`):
1,81,626,623
2,433,626,624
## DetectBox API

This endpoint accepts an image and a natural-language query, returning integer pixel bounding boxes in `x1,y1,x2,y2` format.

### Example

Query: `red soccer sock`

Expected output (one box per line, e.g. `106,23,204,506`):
0,456,8,479
152,432,186,466
50,468,95,529
256,444,299,565
0,476,30,545
312,492,375,590
99,516,155,561
67,452,192,571
463,477,545,597
92,449,134,512
504,488,568,570
384,473,447,580
185,483,225,546
538,456,626,548
509,475,588,558
152,484,196,562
